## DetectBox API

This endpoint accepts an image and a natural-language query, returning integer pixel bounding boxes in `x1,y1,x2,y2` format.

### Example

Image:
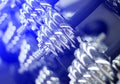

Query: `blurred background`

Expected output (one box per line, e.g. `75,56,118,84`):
0,0,120,84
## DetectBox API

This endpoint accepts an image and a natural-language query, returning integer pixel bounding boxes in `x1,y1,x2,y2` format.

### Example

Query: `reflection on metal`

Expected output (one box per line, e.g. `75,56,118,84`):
68,37,116,84
0,0,120,84
35,66,60,84
0,0,75,72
